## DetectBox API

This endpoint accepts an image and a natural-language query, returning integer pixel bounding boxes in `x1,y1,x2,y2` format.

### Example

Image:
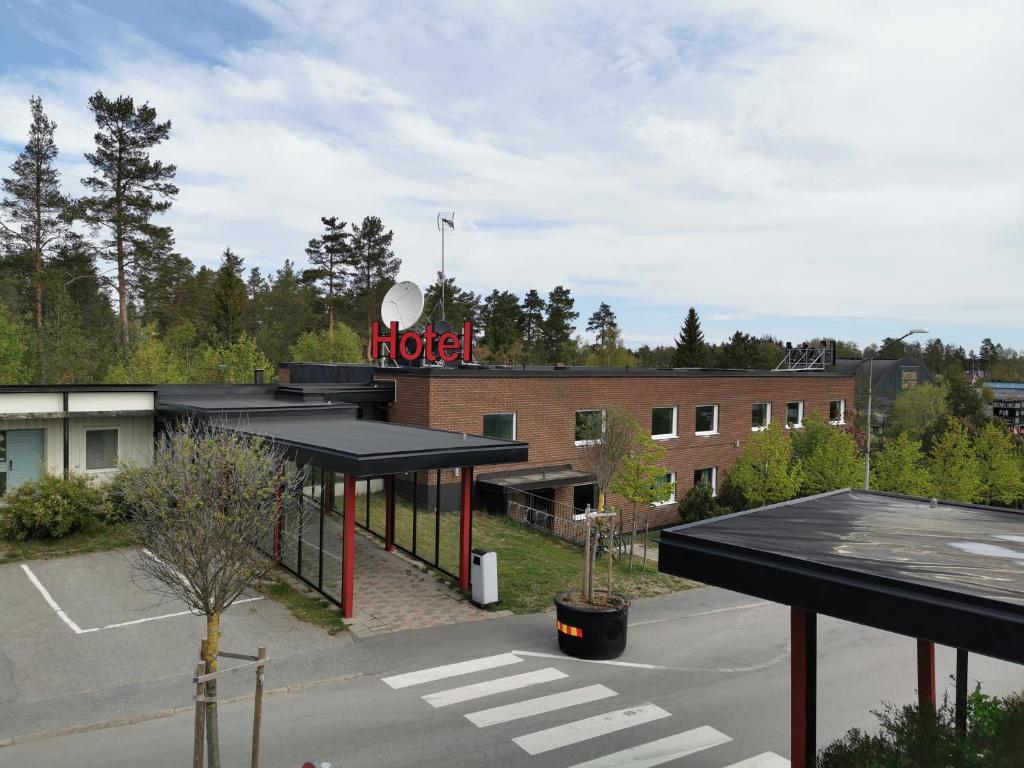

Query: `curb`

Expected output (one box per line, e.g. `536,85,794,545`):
0,672,365,748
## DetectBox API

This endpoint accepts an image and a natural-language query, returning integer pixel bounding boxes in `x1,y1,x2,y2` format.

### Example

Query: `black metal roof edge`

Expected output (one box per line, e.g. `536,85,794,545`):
476,463,577,480
0,385,158,392
374,367,854,380
855,488,1024,516
158,401,357,415
660,488,854,536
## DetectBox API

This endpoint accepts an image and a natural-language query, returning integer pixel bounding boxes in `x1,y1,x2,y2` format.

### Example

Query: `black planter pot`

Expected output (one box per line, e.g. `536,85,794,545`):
554,591,629,660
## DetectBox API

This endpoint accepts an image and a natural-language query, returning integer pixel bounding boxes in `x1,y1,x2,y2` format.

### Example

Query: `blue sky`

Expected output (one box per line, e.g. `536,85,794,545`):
1,0,1021,353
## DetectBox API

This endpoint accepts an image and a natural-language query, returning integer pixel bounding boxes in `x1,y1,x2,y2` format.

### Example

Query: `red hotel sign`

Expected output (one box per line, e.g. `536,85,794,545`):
370,321,473,364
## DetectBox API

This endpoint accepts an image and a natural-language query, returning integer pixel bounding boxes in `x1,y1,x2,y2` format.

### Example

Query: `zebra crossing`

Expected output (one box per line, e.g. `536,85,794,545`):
382,652,789,767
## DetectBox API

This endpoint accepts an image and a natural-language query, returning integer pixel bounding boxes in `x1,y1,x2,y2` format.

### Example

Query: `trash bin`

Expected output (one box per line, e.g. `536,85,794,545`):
470,548,498,606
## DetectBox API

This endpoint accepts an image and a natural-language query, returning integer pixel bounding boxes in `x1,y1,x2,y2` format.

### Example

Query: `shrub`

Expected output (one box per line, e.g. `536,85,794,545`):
100,465,150,523
0,474,105,541
678,482,726,524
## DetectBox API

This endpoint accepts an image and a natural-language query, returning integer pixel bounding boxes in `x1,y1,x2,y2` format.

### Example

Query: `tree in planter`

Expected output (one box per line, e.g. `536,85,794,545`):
577,406,640,603
117,419,303,768
611,428,670,570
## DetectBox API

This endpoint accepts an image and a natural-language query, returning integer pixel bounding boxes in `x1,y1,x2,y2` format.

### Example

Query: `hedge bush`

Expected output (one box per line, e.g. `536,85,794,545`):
819,687,1024,767
0,475,105,541
677,481,727,524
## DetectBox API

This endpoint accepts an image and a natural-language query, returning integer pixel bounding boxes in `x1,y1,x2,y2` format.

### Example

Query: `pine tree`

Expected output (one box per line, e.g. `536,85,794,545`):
0,301,30,384
520,289,546,358
211,248,247,345
80,91,178,347
1,96,71,376
345,215,400,345
423,273,482,331
928,418,982,502
973,422,1023,506
586,302,618,347
542,285,578,363
871,433,933,496
255,260,322,366
305,216,350,331
480,289,523,360
136,230,192,334
673,307,707,367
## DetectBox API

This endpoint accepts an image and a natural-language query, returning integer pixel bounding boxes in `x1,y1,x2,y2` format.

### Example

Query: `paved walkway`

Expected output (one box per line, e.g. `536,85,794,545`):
346,530,509,638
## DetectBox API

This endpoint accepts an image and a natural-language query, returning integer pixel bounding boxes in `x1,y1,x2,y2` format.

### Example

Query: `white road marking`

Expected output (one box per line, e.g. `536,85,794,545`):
140,548,193,590
424,668,568,708
511,651,664,670
564,726,732,768
631,601,772,627
512,704,671,755
723,753,790,768
20,564,96,635
382,653,523,689
466,684,618,728
99,596,264,630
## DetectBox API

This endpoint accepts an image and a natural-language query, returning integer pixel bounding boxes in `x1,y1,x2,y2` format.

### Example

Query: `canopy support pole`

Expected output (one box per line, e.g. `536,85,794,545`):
955,648,969,736
385,475,395,552
917,639,936,710
791,607,817,768
459,467,473,592
342,474,356,619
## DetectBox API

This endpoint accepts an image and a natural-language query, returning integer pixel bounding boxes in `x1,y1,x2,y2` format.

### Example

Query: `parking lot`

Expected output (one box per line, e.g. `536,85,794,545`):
0,548,365,743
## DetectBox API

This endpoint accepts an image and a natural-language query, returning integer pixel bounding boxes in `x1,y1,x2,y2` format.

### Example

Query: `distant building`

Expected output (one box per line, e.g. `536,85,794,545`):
984,381,1024,435
835,356,933,433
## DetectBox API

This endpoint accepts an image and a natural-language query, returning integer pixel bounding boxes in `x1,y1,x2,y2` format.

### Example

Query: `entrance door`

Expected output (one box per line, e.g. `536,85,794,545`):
5,429,45,492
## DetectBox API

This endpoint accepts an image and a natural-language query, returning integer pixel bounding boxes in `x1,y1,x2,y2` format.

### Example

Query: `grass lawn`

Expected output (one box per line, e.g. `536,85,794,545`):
258,574,348,635
0,522,137,563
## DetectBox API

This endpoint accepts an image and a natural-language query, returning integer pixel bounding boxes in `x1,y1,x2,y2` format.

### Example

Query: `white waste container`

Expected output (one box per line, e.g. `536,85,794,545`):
470,548,498,606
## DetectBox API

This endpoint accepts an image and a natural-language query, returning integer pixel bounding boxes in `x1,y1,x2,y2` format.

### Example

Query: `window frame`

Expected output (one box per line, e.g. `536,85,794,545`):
693,466,718,496
829,399,846,426
84,426,120,473
751,402,772,432
786,400,804,429
694,404,720,436
483,412,517,441
652,471,677,506
651,406,678,440
574,409,606,446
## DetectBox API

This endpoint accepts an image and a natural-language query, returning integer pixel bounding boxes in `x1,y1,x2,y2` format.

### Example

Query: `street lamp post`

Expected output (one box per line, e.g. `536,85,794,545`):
863,328,929,490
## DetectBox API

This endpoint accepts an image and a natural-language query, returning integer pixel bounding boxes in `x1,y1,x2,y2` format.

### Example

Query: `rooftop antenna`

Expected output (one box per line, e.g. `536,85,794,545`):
436,211,454,320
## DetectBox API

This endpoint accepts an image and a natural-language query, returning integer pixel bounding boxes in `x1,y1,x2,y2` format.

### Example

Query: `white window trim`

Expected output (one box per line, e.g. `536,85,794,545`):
751,402,772,432
651,405,678,440
694,466,718,496
694,404,719,436
574,409,606,446
484,411,517,440
829,399,846,426
84,426,120,473
785,401,804,429
651,471,677,506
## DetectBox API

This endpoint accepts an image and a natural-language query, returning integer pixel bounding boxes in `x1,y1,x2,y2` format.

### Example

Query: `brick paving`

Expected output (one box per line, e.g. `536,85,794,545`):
345,529,509,638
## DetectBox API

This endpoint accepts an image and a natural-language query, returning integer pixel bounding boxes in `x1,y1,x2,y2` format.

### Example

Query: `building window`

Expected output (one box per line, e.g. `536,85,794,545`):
574,409,605,444
483,412,516,440
85,428,118,471
786,401,804,428
693,466,717,495
751,402,771,431
653,472,676,506
829,399,846,425
695,404,719,435
651,406,677,439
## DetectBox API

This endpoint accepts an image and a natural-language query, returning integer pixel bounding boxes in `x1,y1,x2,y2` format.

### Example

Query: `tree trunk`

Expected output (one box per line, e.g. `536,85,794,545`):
606,517,613,597
204,612,222,768
582,514,591,603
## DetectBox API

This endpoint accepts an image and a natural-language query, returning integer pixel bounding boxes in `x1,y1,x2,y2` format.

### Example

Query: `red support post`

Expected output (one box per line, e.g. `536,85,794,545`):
342,474,357,619
917,639,936,710
385,475,395,553
459,467,473,592
791,607,817,768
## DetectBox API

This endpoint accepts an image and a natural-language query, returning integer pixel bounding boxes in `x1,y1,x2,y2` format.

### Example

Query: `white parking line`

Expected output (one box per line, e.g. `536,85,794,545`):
99,596,265,630
512,704,671,755
20,564,97,635
723,753,790,767
565,726,732,768
466,684,617,728
382,653,523,689
423,667,567,708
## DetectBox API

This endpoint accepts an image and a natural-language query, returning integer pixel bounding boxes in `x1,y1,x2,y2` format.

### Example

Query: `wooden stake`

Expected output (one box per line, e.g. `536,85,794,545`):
250,647,266,768
194,661,206,768
582,510,591,602
606,517,614,597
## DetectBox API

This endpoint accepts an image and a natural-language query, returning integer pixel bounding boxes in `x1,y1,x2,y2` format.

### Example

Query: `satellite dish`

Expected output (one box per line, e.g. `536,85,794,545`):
380,281,424,330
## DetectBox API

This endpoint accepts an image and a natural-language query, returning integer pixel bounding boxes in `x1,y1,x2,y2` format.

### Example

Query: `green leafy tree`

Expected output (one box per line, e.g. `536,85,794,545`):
304,216,350,331
586,302,618,347
79,91,178,347
870,433,932,496
611,429,670,552
255,260,322,366
344,215,400,342
973,422,1023,506
673,307,707,367
584,326,637,367
542,285,578,363
104,325,186,383
790,414,865,495
943,363,988,429
289,324,363,363
730,423,803,507
710,331,781,369
1,96,71,372
928,418,982,502
198,333,273,384
888,382,949,443
0,302,30,384
211,247,247,344
136,231,193,334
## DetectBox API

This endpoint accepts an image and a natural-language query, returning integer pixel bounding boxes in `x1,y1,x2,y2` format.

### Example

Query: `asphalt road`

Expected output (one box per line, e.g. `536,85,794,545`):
5,586,1024,768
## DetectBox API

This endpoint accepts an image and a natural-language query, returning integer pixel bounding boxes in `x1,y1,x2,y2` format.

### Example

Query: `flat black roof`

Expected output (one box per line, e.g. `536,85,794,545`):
159,394,358,416
217,413,528,476
375,366,852,379
658,489,1024,664
477,464,594,491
